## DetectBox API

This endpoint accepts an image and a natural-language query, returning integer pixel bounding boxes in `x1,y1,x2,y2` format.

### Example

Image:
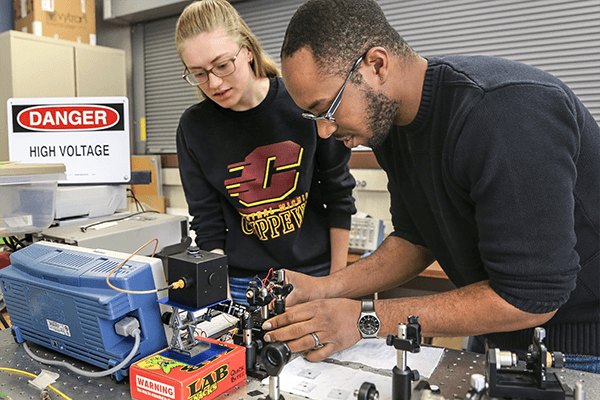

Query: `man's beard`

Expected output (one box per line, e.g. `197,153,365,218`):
363,86,400,148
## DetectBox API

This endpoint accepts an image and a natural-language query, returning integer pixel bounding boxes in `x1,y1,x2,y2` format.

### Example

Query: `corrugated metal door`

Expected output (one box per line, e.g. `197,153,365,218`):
380,0,599,123
140,0,599,154
143,16,197,154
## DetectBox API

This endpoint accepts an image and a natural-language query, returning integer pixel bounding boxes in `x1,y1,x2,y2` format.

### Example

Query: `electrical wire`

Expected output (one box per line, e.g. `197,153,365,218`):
261,268,274,288
105,238,185,294
0,367,73,400
5,237,15,252
22,328,141,379
11,236,24,251
12,236,26,249
79,210,159,233
2,238,14,252
3,236,19,252
219,311,240,327
127,188,144,212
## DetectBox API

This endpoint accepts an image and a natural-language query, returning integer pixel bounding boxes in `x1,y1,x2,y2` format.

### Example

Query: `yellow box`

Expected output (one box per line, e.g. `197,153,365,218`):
14,0,96,44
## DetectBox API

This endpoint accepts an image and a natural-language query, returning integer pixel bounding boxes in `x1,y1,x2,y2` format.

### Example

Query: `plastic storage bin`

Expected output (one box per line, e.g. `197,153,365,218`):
0,163,65,237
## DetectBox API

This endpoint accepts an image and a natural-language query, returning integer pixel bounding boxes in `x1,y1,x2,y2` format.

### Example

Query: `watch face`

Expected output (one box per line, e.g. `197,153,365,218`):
358,315,380,336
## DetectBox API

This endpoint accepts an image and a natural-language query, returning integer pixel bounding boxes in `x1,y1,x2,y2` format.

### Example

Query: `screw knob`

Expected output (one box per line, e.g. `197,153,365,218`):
471,374,486,392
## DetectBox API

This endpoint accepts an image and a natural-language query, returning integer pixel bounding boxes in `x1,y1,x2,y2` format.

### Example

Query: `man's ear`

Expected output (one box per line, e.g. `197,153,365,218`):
364,47,390,84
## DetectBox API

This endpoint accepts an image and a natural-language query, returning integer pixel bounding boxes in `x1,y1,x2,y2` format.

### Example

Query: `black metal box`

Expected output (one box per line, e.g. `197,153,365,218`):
167,249,228,310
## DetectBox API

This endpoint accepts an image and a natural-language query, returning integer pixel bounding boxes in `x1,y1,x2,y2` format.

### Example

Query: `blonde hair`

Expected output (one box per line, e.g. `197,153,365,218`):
176,0,280,99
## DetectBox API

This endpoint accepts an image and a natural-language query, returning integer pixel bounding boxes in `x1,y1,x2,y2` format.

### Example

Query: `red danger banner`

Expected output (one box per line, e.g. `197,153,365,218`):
16,105,120,131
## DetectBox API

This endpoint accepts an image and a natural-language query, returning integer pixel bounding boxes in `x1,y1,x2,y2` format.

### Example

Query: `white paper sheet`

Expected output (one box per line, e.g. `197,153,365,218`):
265,356,393,400
329,339,444,378
262,340,445,400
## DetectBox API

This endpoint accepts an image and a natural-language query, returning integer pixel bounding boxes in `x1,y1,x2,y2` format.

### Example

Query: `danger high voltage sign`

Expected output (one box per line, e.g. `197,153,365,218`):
7,97,130,184
15,105,122,131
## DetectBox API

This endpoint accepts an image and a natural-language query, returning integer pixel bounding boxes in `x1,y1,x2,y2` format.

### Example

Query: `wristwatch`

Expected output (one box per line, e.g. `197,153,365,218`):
357,299,380,338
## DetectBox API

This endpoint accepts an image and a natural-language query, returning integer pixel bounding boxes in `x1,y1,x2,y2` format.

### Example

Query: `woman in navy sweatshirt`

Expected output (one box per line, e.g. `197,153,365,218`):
174,0,356,304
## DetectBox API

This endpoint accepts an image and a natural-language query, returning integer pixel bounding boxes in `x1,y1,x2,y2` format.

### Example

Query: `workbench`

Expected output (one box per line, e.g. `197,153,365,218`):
0,328,598,399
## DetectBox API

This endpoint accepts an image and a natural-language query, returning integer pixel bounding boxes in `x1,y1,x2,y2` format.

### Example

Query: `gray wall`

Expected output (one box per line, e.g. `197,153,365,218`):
94,1,135,144
0,0,14,33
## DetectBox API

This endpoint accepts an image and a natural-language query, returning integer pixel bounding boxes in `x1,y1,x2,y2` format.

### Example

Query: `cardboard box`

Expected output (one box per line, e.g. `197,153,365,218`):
14,0,96,44
130,338,246,400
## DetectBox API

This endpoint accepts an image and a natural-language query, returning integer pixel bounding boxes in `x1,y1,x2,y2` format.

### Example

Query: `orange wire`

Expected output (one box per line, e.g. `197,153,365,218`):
261,268,274,288
105,238,163,294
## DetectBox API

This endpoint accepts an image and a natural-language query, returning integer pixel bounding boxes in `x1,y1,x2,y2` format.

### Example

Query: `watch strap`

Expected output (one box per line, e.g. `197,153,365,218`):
361,299,375,313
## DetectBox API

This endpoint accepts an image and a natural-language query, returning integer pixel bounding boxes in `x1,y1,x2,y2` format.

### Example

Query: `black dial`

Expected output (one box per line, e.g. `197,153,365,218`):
358,315,380,336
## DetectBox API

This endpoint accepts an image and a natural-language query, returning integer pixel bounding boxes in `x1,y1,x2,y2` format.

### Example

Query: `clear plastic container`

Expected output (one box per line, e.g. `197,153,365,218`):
0,163,65,237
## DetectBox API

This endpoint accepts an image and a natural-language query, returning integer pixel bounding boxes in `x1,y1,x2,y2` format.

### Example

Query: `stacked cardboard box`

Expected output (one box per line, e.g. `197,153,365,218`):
13,0,96,44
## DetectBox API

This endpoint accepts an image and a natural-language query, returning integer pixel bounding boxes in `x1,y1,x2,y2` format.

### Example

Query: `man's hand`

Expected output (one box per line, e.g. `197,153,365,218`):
282,269,324,307
262,298,362,362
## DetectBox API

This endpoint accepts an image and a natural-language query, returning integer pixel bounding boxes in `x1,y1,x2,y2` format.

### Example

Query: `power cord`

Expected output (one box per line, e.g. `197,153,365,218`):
2,236,26,252
79,210,159,233
127,188,144,212
23,317,141,378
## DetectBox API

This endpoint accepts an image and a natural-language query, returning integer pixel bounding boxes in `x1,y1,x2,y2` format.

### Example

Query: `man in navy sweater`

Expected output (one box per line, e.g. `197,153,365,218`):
262,0,599,368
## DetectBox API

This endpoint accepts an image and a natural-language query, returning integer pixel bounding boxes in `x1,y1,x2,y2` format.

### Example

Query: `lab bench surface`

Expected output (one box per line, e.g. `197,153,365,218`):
1,328,599,400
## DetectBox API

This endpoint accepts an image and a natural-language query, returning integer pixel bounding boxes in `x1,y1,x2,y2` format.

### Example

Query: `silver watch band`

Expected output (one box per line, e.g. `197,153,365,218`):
362,299,375,313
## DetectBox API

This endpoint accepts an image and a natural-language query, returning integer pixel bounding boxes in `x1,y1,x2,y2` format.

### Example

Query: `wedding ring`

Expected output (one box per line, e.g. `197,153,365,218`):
311,332,320,348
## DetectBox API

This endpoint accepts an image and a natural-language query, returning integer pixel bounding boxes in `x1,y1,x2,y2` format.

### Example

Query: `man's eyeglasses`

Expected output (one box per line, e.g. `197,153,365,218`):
302,53,365,123
182,46,243,86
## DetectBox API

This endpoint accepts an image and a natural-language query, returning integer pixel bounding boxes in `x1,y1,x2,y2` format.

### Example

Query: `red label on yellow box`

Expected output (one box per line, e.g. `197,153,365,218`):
130,338,246,400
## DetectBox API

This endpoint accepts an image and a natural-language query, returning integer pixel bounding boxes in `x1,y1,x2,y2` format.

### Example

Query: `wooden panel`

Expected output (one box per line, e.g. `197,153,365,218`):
420,261,448,279
0,309,10,330
134,194,166,213
130,155,167,213
131,155,162,196
349,151,381,169
348,256,448,279
161,154,179,168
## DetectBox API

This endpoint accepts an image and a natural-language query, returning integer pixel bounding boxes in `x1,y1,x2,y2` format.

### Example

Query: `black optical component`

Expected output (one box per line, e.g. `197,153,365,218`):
261,342,291,376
